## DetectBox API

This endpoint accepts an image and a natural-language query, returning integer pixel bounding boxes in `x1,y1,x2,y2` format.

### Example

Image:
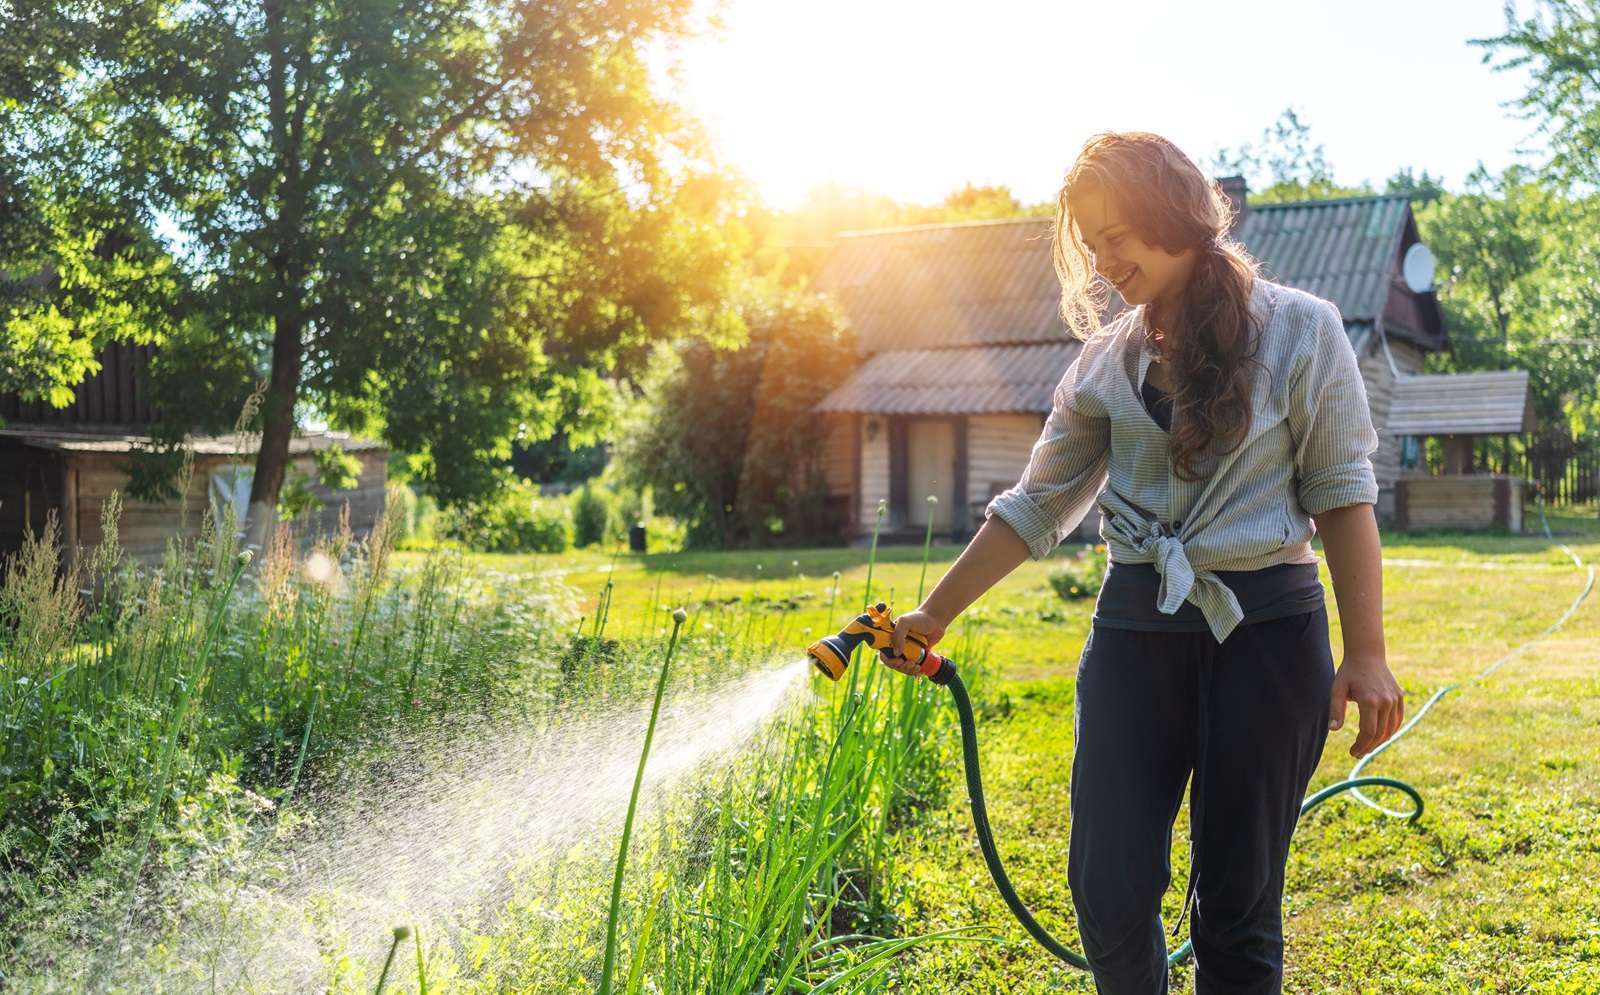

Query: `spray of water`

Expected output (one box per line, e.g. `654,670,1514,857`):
94,657,813,992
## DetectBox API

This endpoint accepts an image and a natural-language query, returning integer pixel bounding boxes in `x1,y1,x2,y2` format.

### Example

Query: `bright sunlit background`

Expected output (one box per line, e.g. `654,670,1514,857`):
655,0,1542,209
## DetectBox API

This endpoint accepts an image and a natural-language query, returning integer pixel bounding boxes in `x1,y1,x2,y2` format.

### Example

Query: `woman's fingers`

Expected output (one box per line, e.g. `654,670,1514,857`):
878,647,923,677
1350,697,1381,758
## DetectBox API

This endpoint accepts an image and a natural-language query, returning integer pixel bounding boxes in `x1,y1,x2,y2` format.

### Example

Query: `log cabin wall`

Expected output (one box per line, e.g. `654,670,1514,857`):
858,415,890,530
3,444,389,573
0,443,66,555
967,414,1043,525
1357,336,1426,524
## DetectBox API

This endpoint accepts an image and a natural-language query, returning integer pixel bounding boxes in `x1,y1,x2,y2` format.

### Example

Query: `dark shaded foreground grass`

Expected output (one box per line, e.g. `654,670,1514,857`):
463,511,1600,992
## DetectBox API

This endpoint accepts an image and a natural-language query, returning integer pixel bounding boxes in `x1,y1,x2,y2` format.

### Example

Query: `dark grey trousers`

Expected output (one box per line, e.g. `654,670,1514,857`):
1067,608,1335,995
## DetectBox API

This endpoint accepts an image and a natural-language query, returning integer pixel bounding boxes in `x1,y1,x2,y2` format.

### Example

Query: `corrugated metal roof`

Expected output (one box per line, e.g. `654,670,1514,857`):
1235,196,1410,324
813,219,1097,354
811,195,1414,355
815,341,1081,415
1385,371,1535,435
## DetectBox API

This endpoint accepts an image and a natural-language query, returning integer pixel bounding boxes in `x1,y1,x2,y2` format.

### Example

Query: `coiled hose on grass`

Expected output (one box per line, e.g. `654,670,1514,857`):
935,496,1594,970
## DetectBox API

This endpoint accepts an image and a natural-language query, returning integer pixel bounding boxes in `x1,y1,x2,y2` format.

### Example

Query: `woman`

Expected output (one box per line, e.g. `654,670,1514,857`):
881,132,1405,994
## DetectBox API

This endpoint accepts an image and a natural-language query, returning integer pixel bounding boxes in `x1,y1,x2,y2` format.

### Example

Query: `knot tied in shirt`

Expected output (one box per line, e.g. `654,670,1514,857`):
1103,508,1246,644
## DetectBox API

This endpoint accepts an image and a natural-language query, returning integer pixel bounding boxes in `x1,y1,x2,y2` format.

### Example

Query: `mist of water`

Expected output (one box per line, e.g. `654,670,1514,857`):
94,656,814,993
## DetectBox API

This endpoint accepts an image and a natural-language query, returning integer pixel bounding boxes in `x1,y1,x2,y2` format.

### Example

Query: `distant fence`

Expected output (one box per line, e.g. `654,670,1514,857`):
1420,433,1599,508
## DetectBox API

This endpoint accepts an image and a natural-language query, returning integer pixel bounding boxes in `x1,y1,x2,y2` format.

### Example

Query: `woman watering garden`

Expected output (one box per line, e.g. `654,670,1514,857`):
880,131,1406,995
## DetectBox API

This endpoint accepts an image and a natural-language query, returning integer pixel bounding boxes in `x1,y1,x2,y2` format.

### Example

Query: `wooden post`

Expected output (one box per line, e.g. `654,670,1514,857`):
953,415,969,539
61,462,79,573
849,412,862,538
1444,434,1474,475
888,417,907,531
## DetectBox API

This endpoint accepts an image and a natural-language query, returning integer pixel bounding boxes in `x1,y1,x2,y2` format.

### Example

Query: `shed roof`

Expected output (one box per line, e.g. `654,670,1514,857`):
1384,371,1535,436
0,427,387,456
810,194,1429,355
1234,195,1411,327
814,341,1081,415
812,218,1072,354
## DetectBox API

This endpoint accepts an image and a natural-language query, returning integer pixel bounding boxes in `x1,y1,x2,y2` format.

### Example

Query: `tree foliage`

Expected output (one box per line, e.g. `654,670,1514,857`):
614,279,854,549
1419,169,1600,438
0,0,744,534
1457,1,1600,437
1210,107,1374,203
1474,0,1600,189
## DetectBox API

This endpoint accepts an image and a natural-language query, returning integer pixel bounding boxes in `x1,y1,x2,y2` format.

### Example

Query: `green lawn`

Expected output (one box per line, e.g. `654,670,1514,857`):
408,510,1600,992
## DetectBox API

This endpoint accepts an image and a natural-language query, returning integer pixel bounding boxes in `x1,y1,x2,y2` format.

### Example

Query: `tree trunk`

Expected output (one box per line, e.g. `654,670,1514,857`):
245,308,303,551
245,0,304,554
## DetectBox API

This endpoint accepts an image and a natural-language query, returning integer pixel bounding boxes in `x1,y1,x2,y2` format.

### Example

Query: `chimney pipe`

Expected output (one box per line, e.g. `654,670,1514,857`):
1217,175,1248,235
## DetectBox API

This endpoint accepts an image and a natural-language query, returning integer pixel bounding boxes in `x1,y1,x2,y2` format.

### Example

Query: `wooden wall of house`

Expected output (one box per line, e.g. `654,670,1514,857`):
1358,336,1426,523
66,449,387,567
70,451,214,563
816,413,855,498
859,415,890,528
967,414,1043,522
293,449,389,541
0,443,66,559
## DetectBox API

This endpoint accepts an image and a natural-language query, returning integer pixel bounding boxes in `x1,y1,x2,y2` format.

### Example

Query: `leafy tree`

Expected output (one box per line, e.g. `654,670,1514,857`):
1384,167,1448,206
1421,165,1547,351
1416,167,1600,438
0,0,743,547
510,429,609,487
1210,108,1373,203
1474,0,1600,189
0,168,184,408
1464,1,1600,438
756,181,1050,253
614,279,854,548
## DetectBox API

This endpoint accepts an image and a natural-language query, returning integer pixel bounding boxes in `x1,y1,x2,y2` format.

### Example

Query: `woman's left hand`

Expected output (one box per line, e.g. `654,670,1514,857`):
1328,653,1404,758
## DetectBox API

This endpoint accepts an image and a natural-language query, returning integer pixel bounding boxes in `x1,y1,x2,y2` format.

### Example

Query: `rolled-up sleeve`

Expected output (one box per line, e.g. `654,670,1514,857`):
983,360,1110,560
1287,300,1380,515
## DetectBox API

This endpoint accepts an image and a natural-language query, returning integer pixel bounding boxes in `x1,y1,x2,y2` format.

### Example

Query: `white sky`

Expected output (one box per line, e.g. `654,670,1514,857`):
651,0,1546,209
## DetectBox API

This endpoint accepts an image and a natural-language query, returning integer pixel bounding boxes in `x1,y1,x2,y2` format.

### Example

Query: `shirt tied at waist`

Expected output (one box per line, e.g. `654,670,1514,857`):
1102,505,1245,644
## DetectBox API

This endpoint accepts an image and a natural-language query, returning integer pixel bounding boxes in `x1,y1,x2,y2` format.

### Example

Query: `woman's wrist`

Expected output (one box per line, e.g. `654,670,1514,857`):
917,594,959,630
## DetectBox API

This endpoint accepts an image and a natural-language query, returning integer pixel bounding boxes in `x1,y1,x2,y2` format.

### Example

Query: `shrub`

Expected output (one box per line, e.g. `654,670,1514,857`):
1048,544,1108,600
441,478,572,553
572,484,615,548
612,278,855,549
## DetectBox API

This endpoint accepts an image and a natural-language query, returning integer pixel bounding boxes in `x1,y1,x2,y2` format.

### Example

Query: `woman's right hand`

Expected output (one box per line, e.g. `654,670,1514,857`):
879,608,950,678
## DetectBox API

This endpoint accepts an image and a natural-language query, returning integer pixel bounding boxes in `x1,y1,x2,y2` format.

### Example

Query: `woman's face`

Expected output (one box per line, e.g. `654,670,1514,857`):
1069,185,1196,311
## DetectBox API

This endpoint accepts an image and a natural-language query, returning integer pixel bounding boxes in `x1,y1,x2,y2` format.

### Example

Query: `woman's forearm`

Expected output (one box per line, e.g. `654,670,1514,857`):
1313,502,1385,659
920,516,1032,626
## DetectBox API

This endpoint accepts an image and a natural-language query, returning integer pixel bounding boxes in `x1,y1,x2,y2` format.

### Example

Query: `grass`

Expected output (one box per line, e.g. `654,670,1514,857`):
5,497,1595,991
437,510,1600,991
2,494,982,992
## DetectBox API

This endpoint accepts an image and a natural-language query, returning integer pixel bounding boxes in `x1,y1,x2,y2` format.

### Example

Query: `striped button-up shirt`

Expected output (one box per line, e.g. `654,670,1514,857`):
984,278,1380,644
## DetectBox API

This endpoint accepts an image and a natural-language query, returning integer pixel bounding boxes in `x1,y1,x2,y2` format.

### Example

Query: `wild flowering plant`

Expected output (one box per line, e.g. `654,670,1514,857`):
1048,543,1108,600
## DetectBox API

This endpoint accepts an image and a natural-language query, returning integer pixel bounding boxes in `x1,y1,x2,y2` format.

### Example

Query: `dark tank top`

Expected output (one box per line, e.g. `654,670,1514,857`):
1092,376,1325,633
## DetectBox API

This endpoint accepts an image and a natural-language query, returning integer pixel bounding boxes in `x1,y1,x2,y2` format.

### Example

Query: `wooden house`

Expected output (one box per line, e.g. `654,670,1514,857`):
806,181,1533,545
0,341,389,572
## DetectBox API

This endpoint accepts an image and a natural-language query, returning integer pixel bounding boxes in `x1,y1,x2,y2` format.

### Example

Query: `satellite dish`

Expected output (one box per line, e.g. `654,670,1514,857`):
1403,242,1436,293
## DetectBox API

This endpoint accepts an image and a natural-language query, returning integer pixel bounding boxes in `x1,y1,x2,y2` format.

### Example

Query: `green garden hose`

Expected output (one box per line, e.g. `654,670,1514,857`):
929,495,1593,970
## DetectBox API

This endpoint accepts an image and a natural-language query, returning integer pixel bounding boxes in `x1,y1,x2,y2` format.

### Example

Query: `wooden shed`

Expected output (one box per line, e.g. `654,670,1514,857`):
803,182,1480,546
0,341,388,572
1387,370,1536,532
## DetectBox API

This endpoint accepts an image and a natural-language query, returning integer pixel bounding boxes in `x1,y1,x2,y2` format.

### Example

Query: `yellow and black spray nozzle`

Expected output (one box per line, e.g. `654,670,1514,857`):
807,602,955,685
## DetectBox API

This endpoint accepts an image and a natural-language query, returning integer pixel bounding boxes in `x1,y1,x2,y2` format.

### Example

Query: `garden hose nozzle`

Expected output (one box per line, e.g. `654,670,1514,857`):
807,602,953,684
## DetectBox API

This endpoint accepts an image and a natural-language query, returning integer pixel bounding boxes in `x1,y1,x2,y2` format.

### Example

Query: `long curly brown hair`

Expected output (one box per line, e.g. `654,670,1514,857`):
1053,131,1265,482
